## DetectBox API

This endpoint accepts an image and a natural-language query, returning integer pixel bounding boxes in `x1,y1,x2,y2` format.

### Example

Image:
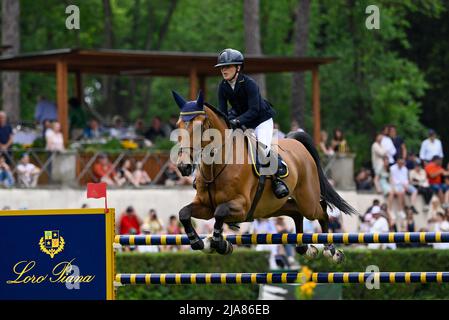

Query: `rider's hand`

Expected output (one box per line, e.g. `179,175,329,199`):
229,118,241,129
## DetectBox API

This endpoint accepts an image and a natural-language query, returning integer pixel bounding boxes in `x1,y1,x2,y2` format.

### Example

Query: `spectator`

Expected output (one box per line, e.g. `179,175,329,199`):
428,198,444,221
371,133,386,174
355,167,373,191
0,112,13,162
431,212,449,250
45,122,65,151
374,156,394,209
390,157,418,217
419,129,444,163
34,95,57,124
381,202,396,229
274,217,298,268
425,155,449,206
92,154,117,186
331,128,348,153
68,97,87,140
319,130,334,156
165,215,183,252
115,159,139,187
84,119,105,139
145,116,166,143
42,119,53,141
380,125,396,165
405,207,416,232
163,114,179,137
133,161,151,185
142,209,164,234
110,115,127,139
167,215,182,235
406,153,420,170
119,206,141,235
368,207,395,249
289,119,305,134
138,226,160,253
252,218,279,269
164,161,193,186
0,154,14,187
16,153,41,188
273,122,286,140
409,162,433,209
364,199,381,215
389,125,407,161
134,119,146,138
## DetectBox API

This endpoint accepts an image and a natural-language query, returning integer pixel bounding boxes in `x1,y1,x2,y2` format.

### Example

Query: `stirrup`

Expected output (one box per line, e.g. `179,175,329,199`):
272,178,289,199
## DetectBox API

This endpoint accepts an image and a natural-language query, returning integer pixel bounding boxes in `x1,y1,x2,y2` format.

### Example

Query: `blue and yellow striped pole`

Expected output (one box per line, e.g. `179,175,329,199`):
116,232,449,246
116,272,449,285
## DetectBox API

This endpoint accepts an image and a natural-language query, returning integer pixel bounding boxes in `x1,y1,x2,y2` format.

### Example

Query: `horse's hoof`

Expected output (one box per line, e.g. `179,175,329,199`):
305,245,319,259
201,236,216,254
213,240,233,255
191,239,205,251
323,249,333,259
332,249,345,264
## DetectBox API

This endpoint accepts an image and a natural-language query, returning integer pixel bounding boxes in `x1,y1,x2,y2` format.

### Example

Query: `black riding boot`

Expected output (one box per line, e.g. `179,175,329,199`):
271,155,289,198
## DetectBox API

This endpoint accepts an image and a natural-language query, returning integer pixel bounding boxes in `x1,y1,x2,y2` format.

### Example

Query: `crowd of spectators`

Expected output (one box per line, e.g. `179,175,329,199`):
355,124,449,232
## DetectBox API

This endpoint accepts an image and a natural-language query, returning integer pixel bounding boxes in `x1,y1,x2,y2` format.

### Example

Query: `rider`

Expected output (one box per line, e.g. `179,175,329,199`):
215,48,289,199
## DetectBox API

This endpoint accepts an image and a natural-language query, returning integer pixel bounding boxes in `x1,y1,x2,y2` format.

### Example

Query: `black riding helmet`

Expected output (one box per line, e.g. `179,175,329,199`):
214,48,244,68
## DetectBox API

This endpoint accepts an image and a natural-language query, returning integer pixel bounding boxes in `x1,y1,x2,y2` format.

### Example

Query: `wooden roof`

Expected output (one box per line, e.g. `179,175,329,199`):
0,48,336,76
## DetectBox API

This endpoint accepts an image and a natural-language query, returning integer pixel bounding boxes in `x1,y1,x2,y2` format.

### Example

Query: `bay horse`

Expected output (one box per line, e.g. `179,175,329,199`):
172,91,357,263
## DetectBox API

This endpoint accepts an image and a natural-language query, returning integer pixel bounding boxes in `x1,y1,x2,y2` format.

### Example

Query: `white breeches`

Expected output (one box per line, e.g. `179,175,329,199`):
254,118,273,156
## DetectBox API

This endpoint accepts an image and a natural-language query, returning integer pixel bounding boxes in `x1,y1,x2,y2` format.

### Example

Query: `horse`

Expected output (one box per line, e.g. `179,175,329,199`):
172,91,357,263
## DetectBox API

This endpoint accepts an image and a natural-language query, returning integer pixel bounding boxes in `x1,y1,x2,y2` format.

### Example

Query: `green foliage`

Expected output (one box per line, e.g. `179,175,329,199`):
301,248,449,299
12,0,447,167
115,249,269,300
151,137,175,151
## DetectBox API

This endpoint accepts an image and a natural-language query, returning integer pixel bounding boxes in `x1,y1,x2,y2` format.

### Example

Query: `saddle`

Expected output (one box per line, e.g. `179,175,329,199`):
240,133,289,223
245,134,289,179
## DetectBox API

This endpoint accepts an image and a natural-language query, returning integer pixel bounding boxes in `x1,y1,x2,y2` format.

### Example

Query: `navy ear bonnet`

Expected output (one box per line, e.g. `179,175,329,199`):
172,90,205,121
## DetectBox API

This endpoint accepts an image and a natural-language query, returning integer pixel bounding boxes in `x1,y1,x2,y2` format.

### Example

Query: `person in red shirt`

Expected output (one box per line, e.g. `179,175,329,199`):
119,206,142,235
425,155,449,205
93,153,117,186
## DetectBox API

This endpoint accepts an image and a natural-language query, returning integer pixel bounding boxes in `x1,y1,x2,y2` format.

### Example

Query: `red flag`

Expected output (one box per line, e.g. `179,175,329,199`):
87,182,107,199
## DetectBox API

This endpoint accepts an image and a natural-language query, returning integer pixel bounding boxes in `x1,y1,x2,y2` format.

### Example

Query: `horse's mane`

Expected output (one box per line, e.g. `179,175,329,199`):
204,102,230,128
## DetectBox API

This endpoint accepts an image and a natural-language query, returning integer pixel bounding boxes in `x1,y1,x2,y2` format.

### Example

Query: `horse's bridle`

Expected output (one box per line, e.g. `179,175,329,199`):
178,118,228,184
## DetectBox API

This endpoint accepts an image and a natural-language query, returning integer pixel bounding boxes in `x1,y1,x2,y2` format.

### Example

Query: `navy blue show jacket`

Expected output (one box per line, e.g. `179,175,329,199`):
218,73,275,129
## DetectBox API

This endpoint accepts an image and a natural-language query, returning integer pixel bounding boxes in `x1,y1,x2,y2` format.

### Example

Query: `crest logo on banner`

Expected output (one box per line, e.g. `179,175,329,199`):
39,230,65,258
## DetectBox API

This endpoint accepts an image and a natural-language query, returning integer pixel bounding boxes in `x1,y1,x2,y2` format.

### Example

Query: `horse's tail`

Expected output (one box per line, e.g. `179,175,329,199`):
287,131,358,215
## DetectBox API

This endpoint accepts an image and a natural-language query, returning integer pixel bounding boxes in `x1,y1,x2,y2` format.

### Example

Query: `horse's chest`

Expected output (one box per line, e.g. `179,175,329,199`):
197,187,238,208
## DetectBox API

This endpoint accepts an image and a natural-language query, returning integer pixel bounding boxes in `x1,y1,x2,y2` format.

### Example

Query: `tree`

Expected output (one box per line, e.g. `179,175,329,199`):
291,0,310,128
1,0,20,123
244,0,266,97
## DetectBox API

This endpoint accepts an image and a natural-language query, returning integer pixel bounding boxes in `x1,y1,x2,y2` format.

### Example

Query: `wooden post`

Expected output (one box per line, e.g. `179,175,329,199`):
75,71,83,102
312,68,321,146
199,76,207,101
56,60,69,144
189,68,198,100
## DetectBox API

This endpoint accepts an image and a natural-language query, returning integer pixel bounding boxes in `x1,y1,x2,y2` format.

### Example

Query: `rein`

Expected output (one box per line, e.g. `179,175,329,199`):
180,117,230,210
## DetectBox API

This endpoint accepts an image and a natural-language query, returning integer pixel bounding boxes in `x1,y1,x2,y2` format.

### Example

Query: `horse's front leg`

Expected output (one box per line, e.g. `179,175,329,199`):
179,202,213,251
211,200,246,255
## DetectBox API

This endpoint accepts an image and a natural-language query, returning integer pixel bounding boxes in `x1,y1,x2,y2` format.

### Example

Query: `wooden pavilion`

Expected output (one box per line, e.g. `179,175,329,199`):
0,48,335,144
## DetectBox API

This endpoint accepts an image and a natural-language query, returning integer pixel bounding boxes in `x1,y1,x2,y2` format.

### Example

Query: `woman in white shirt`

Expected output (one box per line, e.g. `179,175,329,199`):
371,133,386,174
45,122,65,151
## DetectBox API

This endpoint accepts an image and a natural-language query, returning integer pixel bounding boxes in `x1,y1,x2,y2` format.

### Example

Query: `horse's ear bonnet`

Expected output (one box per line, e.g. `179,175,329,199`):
172,90,206,121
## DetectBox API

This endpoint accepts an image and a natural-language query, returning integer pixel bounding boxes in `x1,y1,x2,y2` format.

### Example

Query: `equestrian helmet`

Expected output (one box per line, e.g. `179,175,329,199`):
214,48,244,68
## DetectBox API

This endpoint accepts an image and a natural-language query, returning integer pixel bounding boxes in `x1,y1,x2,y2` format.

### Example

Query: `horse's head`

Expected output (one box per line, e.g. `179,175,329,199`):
172,90,206,176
